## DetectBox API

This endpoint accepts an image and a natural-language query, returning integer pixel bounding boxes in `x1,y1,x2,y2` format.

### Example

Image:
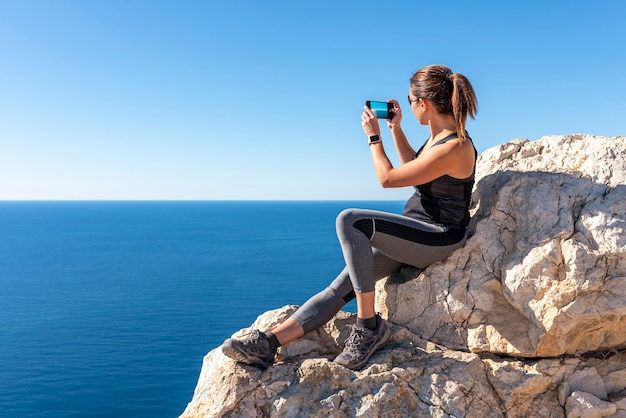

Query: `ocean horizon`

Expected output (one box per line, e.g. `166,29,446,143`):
0,200,405,417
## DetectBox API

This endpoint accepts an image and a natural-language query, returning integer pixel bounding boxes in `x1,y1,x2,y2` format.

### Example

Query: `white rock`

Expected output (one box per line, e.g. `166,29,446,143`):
377,134,626,357
181,135,626,418
565,391,616,418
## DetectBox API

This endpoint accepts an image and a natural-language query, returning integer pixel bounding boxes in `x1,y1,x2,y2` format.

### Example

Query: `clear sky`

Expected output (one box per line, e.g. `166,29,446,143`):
1,0,624,200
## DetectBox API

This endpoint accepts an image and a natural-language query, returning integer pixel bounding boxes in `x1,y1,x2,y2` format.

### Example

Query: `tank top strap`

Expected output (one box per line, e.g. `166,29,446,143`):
432,132,460,146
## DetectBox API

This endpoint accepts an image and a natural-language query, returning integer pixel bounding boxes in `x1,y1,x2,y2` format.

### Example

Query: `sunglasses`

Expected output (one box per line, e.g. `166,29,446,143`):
407,95,420,105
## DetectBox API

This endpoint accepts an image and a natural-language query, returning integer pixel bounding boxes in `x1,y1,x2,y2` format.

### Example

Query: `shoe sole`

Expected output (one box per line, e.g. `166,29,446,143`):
221,339,272,370
334,323,392,371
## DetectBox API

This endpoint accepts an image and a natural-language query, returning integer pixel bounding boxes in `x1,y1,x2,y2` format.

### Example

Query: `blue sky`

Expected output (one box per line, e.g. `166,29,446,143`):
1,1,624,200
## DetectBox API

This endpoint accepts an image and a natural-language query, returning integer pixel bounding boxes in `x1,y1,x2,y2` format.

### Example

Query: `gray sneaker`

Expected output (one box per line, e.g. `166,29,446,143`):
334,314,391,370
222,330,276,370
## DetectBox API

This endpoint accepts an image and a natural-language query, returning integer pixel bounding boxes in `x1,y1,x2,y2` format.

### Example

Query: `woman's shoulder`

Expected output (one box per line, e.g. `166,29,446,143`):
445,138,476,179
421,134,474,178
431,134,472,156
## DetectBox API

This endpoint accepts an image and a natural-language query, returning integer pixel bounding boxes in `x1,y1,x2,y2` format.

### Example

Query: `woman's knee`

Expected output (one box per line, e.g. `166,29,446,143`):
336,208,357,230
336,208,374,239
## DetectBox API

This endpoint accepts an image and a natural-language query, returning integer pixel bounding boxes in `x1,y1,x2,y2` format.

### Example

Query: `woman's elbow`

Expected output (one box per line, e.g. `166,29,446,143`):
378,177,395,188
379,175,412,188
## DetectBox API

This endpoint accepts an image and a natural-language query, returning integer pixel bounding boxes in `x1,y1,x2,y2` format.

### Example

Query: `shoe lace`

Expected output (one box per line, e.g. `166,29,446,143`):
344,326,367,352
240,330,269,354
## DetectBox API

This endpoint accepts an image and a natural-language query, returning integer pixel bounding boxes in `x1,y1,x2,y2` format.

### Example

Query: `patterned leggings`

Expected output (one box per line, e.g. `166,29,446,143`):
290,208,468,334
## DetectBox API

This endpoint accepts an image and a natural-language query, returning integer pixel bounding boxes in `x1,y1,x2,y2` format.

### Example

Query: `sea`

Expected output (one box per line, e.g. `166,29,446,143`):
0,200,405,418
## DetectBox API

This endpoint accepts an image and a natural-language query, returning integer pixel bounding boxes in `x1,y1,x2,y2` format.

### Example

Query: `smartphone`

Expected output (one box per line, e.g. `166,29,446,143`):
366,100,394,120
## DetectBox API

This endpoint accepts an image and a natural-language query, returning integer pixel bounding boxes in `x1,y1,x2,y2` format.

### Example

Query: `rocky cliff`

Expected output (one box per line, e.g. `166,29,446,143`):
181,134,626,418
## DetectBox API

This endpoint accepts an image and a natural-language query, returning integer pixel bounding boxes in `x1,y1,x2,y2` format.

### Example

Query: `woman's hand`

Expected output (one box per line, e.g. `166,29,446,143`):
361,106,381,137
386,99,402,129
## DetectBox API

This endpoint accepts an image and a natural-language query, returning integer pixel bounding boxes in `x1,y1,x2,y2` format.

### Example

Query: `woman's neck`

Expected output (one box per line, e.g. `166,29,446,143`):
428,114,457,142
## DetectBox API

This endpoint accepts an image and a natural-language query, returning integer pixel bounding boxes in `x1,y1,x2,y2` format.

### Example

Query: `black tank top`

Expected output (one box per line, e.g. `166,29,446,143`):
402,133,477,229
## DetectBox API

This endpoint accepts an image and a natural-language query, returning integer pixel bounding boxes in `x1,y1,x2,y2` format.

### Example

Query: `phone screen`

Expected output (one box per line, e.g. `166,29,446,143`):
366,101,391,119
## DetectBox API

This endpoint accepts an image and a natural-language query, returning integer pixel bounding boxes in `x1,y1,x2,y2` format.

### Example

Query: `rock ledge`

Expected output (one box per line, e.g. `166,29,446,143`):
181,135,626,417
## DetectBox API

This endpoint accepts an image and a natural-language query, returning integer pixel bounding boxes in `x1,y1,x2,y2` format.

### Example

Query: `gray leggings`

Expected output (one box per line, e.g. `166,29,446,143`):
290,208,468,334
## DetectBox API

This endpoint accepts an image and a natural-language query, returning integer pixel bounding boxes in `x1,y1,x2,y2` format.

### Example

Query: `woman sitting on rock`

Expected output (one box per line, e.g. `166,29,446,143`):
222,64,479,371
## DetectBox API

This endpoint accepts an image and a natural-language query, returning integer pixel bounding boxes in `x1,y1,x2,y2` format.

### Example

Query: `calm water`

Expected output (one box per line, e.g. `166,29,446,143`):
0,201,404,417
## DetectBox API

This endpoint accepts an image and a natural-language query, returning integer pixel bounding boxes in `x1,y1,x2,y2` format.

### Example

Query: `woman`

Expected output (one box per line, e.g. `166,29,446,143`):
222,64,478,371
